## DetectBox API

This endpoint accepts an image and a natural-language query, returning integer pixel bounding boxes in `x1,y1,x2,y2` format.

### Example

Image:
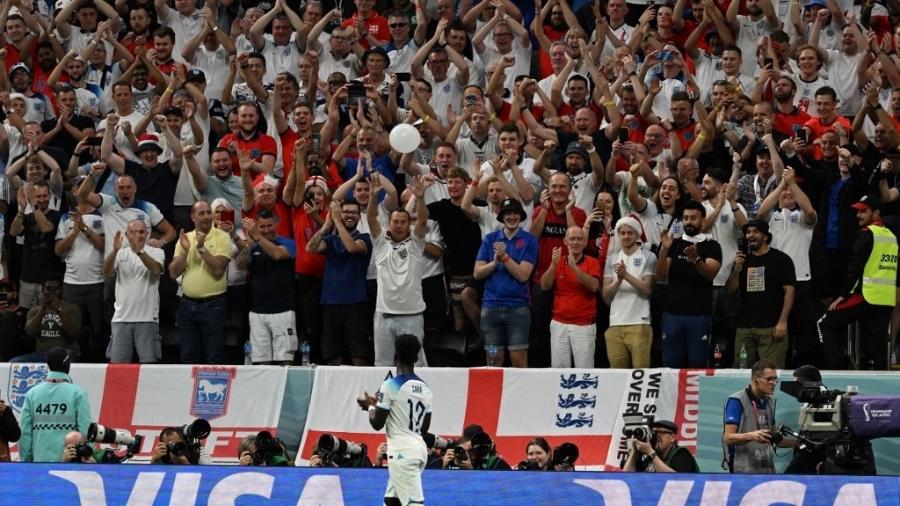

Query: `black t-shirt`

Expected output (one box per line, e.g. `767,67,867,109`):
665,237,722,315
636,445,698,472
737,247,796,328
426,199,484,277
41,115,95,157
249,238,296,313
125,160,179,223
9,145,68,180
21,210,63,283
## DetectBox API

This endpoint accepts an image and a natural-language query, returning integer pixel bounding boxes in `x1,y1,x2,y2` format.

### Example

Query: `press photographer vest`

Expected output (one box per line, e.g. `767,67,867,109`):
860,225,898,306
722,388,775,474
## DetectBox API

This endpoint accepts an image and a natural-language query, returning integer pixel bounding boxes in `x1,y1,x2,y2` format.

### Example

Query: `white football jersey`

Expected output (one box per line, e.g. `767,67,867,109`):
376,374,433,457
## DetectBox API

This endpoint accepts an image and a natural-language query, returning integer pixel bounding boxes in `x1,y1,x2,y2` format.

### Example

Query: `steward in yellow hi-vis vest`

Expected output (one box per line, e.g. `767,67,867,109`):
817,195,898,370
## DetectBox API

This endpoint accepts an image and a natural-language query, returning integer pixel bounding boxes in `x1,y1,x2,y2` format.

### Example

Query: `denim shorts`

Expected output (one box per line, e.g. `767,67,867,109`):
480,306,531,351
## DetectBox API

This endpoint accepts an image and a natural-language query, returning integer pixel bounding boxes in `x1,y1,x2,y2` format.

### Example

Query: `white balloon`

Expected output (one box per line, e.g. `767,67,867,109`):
389,124,422,154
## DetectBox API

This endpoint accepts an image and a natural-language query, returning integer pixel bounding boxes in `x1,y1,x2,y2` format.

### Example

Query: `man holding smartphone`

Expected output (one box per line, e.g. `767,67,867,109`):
726,220,796,367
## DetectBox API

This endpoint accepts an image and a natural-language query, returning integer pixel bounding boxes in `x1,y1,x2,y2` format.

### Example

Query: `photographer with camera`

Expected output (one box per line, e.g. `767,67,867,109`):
517,438,581,471
622,420,699,473
150,420,212,465
442,430,511,470
723,359,797,473
61,431,102,464
238,432,292,467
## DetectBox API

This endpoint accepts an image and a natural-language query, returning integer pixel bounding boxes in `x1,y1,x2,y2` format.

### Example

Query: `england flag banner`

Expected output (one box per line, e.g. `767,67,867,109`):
0,364,289,463
297,367,710,470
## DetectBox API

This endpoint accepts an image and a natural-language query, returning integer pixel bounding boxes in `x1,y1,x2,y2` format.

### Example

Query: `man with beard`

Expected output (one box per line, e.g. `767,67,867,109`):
169,200,231,365
475,198,537,368
757,167,818,367
31,42,62,97
217,102,277,176
817,195,898,370
47,51,103,119
535,138,604,215
768,75,811,139
2,63,54,123
727,220,796,367
656,200,722,368
122,6,155,56
307,200,373,366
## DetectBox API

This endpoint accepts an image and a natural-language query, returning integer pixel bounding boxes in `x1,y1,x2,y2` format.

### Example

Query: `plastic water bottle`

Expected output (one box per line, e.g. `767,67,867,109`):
301,340,311,366
738,344,748,369
244,341,252,365
713,345,722,369
488,344,499,367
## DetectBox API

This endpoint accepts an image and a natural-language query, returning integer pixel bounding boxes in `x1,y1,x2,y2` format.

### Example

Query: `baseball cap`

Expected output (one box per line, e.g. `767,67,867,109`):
9,62,31,76
563,141,589,162
804,0,827,9
46,347,72,373
186,68,206,83
851,194,881,211
651,420,678,434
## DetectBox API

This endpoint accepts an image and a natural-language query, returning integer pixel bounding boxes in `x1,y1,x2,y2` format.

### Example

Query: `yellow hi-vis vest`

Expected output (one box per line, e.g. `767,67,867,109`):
861,225,898,306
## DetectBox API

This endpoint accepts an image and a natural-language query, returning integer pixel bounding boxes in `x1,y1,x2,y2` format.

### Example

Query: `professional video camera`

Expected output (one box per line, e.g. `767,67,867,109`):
316,434,370,467
778,381,900,474
252,431,289,466
86,423,144,464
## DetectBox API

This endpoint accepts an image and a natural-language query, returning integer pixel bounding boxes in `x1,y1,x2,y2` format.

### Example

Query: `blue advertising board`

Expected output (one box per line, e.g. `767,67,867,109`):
3,464,898,505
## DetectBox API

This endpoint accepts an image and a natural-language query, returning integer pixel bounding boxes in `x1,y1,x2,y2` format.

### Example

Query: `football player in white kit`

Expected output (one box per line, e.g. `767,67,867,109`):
358,334,434,505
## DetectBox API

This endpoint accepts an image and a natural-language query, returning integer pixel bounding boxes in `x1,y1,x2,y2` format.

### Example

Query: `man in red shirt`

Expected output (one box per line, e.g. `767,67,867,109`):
240,163,293,239
529,172,587,367
770,75,811,138
218,103,277,176
342,0,390,49
540,226,601,369
801,86,851,160
283,146,328,364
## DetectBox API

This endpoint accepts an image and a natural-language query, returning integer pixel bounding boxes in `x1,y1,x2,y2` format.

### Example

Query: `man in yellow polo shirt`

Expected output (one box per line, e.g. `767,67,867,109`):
169,201,231,364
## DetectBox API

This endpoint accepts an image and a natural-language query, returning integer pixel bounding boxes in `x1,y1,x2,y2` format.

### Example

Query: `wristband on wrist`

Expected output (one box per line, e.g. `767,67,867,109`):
586,147,597,153
602,100,615,107
488,113,497,121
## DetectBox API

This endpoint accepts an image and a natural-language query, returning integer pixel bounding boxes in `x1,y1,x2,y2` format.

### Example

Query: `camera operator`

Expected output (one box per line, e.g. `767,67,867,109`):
61,431,101,464
237,432,292,467
307,445,339,468
150,427,210,465
622,421,699,473
442,432,511,470
723,359,797,473
783,365,877,475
